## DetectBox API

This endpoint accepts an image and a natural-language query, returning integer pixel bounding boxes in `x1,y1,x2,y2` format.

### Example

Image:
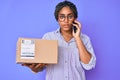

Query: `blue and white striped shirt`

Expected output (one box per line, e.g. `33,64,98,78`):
42,28,96,80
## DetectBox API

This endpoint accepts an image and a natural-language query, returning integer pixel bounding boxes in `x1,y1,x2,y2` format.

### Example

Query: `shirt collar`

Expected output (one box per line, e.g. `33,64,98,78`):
55,28,61,33
55,28,61,38
55,28,75,42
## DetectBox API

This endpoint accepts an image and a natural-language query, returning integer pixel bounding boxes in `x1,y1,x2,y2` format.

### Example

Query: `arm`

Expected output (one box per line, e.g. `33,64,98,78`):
73,20,96,70
75,37,92,64
73,20,91,64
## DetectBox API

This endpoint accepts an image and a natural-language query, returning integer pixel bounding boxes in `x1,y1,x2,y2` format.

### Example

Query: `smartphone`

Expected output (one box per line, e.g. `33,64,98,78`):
72,22,77,33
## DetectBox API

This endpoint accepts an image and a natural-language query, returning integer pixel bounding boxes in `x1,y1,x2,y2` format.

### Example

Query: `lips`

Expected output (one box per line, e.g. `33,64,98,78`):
63,24,70,27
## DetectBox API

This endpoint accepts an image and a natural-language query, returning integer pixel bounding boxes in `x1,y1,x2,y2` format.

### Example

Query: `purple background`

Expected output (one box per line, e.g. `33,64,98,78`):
0,0,120,80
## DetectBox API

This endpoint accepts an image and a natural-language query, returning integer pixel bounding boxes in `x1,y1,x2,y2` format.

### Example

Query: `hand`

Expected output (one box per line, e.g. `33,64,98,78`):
22,63,48,73
72,20,82,39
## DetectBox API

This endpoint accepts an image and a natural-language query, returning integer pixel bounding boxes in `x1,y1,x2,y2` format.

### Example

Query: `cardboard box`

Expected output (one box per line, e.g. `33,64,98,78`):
16,38,58,64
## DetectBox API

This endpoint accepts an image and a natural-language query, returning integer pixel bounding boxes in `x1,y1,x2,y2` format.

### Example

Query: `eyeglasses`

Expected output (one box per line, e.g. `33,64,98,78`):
58,14,74,22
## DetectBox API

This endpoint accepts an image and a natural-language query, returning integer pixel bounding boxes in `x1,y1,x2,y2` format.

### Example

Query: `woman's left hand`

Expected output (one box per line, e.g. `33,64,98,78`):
72,20,82,39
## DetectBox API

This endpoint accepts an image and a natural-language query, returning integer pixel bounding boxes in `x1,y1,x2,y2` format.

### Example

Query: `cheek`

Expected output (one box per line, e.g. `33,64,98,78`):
58,22,63,27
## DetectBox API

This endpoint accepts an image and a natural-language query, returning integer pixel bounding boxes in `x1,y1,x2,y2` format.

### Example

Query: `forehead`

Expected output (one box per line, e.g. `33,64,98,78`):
58,6,73,15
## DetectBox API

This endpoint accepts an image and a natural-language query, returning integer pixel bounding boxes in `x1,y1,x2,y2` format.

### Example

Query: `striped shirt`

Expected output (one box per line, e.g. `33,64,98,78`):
42,28,96,80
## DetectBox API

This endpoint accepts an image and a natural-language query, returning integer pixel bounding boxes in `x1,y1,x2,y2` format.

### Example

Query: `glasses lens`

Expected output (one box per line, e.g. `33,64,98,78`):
58,14,74,22
59,15,65,21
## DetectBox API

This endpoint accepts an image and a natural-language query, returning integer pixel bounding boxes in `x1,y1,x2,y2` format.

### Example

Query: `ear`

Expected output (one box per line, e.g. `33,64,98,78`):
74,18,77,21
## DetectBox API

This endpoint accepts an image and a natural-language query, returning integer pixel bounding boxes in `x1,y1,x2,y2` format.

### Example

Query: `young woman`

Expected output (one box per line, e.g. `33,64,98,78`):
22,1,96,80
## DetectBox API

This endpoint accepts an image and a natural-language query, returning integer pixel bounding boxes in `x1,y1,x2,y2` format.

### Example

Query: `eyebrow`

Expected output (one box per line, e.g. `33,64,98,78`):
59,13,74,16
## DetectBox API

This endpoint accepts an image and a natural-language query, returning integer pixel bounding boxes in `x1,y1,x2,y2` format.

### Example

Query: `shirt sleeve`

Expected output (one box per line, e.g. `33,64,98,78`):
80,35,96,70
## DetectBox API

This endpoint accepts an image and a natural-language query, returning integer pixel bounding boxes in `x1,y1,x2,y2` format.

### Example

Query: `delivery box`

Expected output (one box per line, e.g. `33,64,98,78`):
16,38,58,64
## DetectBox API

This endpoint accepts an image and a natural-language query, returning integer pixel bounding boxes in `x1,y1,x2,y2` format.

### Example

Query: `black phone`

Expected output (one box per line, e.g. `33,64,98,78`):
72,22,77,33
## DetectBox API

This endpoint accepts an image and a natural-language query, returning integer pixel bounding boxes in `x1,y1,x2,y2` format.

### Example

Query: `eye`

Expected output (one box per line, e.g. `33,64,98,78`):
68,15,73,19
59,15,65,19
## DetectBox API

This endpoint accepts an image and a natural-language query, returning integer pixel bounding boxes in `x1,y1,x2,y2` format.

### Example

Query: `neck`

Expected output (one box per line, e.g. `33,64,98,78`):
60,29,72,36
60,28,73,42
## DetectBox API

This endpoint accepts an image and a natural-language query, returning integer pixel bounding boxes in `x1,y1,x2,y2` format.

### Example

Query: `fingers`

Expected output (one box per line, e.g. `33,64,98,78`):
21,63,48,73
73,20,81,29
32,63,47,73
34,63,43,68
22,63,31,67
22,63,37,69
34,63,47,69
72,23,80,32
74,20,82,28
29,63,36,68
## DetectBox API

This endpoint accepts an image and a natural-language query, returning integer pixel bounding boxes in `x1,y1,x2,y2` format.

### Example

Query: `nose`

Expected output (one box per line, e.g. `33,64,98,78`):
64,16,69,23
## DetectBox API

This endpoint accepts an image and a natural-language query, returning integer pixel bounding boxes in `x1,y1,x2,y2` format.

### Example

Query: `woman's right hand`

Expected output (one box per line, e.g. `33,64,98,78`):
22,63,47,73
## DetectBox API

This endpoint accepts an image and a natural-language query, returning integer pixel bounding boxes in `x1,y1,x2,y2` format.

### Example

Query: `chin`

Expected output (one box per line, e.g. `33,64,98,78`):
62,27,72,31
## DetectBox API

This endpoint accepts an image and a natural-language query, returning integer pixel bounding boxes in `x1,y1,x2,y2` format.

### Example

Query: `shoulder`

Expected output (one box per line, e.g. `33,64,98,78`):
42,30,57,40
81,33,90,40
43,30,56,37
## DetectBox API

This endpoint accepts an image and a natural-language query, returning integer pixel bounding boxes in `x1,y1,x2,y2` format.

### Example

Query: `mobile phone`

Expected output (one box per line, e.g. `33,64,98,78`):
72,22,77,33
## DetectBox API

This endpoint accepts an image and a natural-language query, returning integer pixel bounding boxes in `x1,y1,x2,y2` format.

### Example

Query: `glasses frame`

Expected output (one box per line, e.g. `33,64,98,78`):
58,14,75,22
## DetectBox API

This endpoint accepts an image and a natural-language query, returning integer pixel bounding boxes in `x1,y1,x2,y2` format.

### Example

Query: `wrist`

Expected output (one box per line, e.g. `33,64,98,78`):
74,36,81,41
75,36,83,45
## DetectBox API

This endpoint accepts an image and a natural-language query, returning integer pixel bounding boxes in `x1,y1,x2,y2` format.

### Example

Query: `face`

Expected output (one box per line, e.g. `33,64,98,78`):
58,6,75,32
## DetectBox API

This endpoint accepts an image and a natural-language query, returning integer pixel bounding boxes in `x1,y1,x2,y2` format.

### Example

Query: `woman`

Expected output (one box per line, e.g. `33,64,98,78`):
22,1,96,80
